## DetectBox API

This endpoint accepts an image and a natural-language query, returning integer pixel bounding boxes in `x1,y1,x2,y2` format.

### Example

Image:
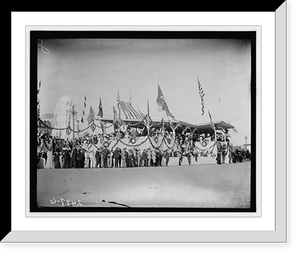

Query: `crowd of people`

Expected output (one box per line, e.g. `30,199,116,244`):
37,131,185,169
37,126,250,169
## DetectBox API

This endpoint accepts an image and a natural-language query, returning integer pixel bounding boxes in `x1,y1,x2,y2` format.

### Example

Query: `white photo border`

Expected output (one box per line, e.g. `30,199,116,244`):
5,2,287,243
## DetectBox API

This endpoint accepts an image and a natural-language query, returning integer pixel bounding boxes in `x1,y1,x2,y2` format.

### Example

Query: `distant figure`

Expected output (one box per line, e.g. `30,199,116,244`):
71,147,78,168
102,147,110,168
164,150,170,166
186,150,192,165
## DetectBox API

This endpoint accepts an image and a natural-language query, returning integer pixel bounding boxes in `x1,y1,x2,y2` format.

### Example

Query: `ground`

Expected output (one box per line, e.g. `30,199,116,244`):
36,161,251,209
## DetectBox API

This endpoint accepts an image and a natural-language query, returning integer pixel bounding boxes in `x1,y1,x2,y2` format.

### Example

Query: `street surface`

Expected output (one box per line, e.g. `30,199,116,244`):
37,161,251,209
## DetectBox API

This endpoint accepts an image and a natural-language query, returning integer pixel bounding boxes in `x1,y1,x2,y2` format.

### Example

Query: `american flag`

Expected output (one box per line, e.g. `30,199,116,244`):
81,94,87,123
117,90,121,120
197,77,205,115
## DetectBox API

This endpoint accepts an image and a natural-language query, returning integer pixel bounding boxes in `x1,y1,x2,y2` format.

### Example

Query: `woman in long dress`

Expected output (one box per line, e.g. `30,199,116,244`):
45,138,53,169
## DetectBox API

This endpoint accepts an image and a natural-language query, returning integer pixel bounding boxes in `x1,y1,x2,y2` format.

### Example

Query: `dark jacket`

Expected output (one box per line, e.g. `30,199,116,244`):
102,148,110,159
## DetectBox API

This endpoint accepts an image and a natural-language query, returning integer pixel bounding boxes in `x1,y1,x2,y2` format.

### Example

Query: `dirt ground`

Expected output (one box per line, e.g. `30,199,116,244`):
36,161,251,209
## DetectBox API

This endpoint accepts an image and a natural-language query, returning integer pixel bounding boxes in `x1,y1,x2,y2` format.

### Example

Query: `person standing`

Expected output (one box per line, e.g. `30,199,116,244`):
137,149,142,167
78,149,85,168
147,149,151,167
152,149,156,167
178,150,183,166
113,148,120,168
186,150,192,165
53,149,61,169
121,148,126,168
95,149,101,168
164,150,170,166
102,147,110,168
63,148,70,168
71,147,78,168
127,149,133,168
142,149,147,167
45,137,53,169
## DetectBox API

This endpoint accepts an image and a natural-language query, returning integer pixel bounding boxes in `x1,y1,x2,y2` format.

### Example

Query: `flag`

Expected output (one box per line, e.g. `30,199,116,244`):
197,77,205,115
81,94,87,123
87,106,94,125
156,84,175,120
112,106,118,123
97,97,103,118
117,90,121,120
208,110,215,131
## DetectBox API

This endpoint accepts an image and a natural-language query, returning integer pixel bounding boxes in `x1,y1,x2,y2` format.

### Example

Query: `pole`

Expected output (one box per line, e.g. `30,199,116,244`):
72,105,75,139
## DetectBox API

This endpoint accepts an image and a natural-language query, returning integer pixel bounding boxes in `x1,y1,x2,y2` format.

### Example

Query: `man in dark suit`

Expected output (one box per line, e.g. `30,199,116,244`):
102,147,110,168
71,147,77,168
113,148,120,168
164,150,170,166
63,148,70,168
95,149,101,168
78,149,85,168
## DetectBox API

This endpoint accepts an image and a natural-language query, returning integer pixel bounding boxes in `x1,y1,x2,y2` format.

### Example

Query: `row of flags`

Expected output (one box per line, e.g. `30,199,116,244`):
76,77,237,134
81,94,103,124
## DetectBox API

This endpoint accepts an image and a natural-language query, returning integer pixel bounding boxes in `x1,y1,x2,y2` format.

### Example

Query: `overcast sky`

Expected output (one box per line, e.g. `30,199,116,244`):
38,38,252,145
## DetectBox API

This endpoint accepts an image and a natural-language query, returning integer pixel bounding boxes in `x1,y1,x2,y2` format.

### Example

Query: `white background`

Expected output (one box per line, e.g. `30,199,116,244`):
12,12,275,231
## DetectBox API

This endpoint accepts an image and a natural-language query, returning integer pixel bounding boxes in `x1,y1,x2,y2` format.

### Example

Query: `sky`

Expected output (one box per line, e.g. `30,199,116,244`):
38,38,252,146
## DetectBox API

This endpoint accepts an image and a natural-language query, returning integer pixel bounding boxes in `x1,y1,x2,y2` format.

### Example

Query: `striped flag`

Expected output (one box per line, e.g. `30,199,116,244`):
81,94,87,123
197,77,205,115
208,110,215,131
117,90,121,120
119,101,144,120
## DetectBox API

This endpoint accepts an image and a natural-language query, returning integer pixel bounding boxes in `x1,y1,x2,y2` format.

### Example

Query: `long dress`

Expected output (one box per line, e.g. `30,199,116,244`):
45,142,53,169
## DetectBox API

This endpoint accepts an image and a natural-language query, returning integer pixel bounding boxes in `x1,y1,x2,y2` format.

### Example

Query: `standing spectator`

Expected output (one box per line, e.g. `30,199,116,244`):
137,149,142,167
95,149,101,168
84,150,90,168
157,150,162,166
59,152,63,168
142,149,147,167
178,150,183,166
71,147,78,168
121,148,127,168
53,149,61,169
113,147,121,168
102,147,110,168
108,150,114,168
78,149,85,168
186,149,192,165
151,149,156,167
45,137,53,169
127,149,133,168
63,148,70,168
89,150,96,168
164,150,170,166
147,149,152,167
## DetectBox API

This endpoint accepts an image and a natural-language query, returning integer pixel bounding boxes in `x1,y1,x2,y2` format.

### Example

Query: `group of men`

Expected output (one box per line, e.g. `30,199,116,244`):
38,145,173,169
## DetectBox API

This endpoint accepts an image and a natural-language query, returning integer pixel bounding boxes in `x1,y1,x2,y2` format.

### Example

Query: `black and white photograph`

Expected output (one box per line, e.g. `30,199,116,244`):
32,31,256,212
